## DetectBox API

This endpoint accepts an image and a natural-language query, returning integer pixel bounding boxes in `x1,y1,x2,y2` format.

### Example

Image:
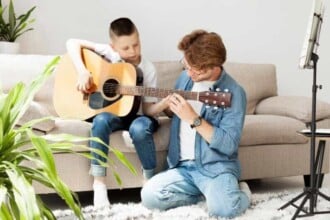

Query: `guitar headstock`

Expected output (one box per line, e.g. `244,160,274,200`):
199,90,231,108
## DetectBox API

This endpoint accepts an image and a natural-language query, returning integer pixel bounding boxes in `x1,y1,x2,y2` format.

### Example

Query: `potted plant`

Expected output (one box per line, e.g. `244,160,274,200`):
0,0,36,53
0,57,136,219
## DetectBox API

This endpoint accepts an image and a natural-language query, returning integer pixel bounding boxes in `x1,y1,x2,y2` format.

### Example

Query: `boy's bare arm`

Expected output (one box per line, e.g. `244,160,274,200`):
66,39,96,93
142,96,172,117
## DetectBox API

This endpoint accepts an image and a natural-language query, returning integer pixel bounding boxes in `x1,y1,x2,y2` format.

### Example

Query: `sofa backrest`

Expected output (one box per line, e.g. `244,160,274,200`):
0,54,277,116
224,62,278,114
154,61,278,114
0,54,58,115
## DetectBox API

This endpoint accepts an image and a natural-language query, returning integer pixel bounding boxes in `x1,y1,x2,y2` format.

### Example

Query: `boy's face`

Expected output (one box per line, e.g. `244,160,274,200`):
111,31,141,66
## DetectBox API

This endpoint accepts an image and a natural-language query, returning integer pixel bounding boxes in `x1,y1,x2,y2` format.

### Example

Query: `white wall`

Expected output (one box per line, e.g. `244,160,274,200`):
14,0,330,102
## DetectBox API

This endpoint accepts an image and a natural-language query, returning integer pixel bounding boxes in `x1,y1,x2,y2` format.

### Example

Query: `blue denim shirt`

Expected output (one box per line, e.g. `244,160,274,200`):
167,68,247,179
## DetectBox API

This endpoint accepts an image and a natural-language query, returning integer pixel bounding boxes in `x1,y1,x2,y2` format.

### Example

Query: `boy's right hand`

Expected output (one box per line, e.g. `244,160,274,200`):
76,70,94,93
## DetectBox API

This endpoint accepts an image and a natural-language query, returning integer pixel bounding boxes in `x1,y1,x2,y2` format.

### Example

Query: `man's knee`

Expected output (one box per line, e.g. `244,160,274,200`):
141,185,163,210
208,196,247,218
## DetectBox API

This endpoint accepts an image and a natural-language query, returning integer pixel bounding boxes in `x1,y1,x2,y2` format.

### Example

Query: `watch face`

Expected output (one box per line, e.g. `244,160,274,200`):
191,116,202,128
194,117,201,126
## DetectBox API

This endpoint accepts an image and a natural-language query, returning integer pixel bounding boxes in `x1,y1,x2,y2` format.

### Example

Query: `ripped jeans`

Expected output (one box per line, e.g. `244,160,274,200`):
141,160,250,218
89,112,159,177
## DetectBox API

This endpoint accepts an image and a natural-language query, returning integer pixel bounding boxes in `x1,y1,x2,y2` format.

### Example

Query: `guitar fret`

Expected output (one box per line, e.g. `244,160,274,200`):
117,85,199,100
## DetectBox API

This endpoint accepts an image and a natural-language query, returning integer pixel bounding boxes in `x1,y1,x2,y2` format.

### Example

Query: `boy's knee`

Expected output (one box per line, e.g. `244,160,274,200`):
129,121,150,140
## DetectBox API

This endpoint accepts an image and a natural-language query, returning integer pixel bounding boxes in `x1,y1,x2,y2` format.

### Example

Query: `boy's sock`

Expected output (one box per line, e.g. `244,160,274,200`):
142,168,154,180
93,182,110,207
239,181,252,201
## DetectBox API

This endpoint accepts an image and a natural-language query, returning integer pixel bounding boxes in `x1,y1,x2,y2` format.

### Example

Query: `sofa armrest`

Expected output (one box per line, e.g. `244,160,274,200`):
255,96,330,123
17,101,55,132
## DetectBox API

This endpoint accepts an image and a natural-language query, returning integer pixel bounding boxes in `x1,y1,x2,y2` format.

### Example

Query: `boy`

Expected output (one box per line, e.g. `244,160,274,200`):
67,17,166,207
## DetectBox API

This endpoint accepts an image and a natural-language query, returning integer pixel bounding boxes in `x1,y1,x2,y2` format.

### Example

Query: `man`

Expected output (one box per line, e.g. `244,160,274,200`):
141,30,251,218
66,17,166,207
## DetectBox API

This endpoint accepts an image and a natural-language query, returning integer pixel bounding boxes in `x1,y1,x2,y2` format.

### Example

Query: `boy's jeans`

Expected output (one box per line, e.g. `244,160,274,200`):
90,112,158,177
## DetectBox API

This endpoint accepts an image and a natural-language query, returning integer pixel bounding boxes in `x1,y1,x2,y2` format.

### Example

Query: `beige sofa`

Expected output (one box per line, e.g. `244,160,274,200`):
1,54,330,194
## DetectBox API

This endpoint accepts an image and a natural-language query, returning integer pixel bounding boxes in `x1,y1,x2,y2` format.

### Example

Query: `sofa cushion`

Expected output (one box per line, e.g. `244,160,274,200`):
255,96,330,123
240,115,308,146
17,101,55,132
110,116,171,153
224,62,277,114
50,118,92,147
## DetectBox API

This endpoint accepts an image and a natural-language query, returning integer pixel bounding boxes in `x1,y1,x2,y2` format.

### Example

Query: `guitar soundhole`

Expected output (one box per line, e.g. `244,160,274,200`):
103,79,118,98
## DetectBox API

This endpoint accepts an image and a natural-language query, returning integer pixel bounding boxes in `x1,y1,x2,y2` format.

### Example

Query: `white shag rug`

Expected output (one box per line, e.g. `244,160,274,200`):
54,188,330,220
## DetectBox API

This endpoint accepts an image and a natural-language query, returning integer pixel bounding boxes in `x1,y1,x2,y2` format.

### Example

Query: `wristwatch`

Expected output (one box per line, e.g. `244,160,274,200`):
190,116,202,129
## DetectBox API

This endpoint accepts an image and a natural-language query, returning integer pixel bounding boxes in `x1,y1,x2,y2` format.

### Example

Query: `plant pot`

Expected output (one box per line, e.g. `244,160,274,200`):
0,41,20,54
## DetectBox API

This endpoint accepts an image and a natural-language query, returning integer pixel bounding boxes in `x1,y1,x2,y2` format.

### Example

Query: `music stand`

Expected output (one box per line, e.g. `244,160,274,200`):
279,0,330,219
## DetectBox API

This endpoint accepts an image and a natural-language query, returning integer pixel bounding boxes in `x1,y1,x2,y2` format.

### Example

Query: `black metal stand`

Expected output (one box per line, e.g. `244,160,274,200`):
278,53,330,219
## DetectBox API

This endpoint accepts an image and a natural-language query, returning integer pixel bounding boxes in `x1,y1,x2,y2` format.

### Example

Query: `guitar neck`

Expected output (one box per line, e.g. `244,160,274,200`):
117,85,199,101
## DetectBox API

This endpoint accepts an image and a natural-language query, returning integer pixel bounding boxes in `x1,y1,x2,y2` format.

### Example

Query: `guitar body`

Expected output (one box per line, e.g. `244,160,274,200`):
53,49,141,120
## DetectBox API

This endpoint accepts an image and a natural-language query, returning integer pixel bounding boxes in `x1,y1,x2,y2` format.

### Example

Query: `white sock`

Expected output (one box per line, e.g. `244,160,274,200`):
239,181,252,201
93,182,110,207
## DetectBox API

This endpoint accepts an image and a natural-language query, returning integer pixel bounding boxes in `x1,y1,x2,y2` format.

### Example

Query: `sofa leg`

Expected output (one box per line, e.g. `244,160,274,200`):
303,174,324,188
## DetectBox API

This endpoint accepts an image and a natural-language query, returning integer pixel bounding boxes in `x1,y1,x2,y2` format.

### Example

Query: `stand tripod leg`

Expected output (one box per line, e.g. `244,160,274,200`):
278,191,307,210
318,191,330,201
292,194,310,219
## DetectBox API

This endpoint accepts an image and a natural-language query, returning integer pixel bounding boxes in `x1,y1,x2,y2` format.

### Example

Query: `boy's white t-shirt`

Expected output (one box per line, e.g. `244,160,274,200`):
179,81,215,161
94,43,158,109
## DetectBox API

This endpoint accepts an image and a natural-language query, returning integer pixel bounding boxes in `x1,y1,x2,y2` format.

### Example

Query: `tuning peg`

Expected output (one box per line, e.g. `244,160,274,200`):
221,101,225,106
213,106,219,110
224,89,229,92
216,88,221,92
206,105,210,109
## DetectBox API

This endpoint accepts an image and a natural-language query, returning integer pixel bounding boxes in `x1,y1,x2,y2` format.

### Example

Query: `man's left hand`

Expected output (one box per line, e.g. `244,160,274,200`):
169,93,198,124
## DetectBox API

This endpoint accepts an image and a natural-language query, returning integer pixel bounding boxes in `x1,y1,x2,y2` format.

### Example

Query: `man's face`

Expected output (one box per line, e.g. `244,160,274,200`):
111,31,141,65
181,57,220,82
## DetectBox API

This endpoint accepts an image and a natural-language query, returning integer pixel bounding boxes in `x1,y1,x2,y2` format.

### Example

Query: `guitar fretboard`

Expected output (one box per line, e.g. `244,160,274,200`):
102,82,231,108
106,83,200,100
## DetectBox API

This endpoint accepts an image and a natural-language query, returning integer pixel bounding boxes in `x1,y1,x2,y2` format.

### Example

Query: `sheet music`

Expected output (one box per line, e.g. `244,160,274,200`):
299,0,325,69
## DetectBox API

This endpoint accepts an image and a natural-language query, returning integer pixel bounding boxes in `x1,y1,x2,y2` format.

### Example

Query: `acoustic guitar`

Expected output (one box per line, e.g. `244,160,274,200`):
53,49,231,120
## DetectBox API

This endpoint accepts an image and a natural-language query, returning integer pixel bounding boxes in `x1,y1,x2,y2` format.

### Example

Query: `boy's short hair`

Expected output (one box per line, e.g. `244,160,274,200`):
109,17,138,39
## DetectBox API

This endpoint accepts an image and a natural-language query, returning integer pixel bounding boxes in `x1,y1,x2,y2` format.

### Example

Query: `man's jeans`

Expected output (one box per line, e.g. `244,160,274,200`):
141,160,250,218
90,112,159,177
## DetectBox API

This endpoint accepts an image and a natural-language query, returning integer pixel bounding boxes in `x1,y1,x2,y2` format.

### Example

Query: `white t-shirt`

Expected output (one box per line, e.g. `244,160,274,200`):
179,81,215,160
94,43,158,108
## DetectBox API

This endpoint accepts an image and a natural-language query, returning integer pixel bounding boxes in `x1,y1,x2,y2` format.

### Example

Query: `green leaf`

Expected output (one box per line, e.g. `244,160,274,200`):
5,162,42,220
0,0,36,42
111,148,137,175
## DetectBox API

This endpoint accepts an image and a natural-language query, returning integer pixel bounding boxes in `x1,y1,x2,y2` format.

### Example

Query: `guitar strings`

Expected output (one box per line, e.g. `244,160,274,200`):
101,82,228,107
